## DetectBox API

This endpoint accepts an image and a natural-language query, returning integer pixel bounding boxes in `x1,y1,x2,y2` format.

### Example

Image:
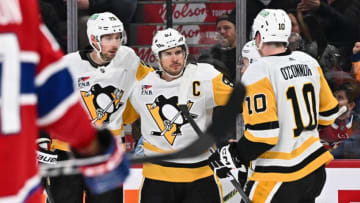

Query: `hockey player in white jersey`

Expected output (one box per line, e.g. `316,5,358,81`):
45,12,152,203
125,28,233,203
209,9,339,203
241,40,261,73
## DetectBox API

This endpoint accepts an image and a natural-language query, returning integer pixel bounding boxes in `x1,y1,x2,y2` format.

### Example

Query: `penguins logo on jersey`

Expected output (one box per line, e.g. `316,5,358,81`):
80,84,124,126
147,95,198,145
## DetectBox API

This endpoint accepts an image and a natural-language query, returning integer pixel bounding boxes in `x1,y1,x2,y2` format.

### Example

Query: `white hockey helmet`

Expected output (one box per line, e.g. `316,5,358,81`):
251,9,291,47
87,12,124,50
242,40,261,64
151,28,189,61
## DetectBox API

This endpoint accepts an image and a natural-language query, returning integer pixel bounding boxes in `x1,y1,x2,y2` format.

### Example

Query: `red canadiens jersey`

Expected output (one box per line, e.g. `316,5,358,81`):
319,115,359,149
0,0,96,202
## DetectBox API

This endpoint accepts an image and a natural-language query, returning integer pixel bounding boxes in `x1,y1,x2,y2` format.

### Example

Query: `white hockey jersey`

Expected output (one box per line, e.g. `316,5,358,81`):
242,50,339,182
128,63,233,182
52,46,152,151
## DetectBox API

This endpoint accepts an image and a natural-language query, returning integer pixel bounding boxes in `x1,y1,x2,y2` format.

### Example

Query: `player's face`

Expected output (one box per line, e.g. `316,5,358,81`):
100,33,121,61
159,47,185,76
216,20,236,48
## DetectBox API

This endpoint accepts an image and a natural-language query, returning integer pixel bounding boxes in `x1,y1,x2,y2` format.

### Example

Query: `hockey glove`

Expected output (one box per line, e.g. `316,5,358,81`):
209,148,232,178
72,130,130,195
37,131,58,164
209,143,247,179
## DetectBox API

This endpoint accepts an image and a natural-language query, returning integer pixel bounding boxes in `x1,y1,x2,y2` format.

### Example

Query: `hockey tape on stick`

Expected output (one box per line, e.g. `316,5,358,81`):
335,106,347,119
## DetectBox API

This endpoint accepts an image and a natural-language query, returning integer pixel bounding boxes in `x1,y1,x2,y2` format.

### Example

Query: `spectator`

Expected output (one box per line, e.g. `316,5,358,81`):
198,8,236,82
320,81,360,158
286,9,344,73
352,42,360,82
297,0,360,72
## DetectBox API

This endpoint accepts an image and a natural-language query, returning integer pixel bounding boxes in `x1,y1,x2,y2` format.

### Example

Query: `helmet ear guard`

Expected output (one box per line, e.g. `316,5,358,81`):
251,9,292,48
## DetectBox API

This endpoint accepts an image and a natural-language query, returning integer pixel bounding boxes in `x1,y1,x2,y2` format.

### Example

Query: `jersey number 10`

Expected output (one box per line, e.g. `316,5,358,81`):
286,83,317,137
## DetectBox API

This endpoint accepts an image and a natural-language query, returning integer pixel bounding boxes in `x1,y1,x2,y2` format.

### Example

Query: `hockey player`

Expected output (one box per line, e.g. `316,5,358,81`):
126,28,233,203
241,40,261,73
0,1,129,203
44,12,152,203
209,9,339,202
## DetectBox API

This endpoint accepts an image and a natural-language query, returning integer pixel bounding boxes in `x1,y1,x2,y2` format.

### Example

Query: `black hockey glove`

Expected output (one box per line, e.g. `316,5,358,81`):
208,142,247,179
72,130,130,195
37,131,58,164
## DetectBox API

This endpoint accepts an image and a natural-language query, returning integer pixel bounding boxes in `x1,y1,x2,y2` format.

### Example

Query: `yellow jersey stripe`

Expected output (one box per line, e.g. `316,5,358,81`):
143,163,213,182
244,130,278,145
212,74,233,106
252,181,278,203
50,139,70,151
143,141,174,153
319,118,336,126
136,63,154,81
259,136,319,160
250,151,333,182
317,67,338,113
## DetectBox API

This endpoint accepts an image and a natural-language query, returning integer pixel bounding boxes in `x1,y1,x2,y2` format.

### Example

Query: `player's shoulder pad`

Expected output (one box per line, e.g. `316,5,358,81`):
241,59,268,85
196,62,221,77
292,51,320,66
113,46,140,69
64,51,81,60
136,60,155,81
194,62,234,87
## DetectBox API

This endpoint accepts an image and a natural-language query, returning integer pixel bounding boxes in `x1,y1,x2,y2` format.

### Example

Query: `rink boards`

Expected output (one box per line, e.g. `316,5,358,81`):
124,160,360,203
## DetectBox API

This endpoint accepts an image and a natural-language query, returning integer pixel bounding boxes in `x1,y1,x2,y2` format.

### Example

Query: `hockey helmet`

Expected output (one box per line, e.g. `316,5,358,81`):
251,9,291,46
151,28,189,61
242,40,261,64
87,12,124,49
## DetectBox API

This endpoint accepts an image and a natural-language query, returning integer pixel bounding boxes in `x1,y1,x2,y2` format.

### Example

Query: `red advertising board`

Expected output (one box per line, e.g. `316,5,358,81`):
133,46,211,67
142,2,235,23
134,24,218,45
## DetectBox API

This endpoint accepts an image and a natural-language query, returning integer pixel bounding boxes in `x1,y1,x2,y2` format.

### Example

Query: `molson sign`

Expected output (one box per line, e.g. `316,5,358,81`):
134,46,210,67
142,2,235,23
135,24,217,45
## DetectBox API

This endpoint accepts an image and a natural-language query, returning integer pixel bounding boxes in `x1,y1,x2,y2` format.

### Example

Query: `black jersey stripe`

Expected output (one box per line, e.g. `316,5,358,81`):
319,104,339,117
152,160,209,168
245,121,279,131
254,146,327,173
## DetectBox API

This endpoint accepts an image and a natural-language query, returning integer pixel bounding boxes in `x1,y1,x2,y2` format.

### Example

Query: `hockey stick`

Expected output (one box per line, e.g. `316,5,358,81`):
177,64,251,203
42,177,56,203
178,97,251,203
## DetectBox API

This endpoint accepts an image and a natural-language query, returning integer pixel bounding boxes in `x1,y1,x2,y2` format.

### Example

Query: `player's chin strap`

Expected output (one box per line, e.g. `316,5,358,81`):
177,64,251,203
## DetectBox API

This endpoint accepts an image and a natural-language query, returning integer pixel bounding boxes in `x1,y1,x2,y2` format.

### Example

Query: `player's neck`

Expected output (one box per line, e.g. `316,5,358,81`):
89,50,107,66
161,72,177,82
260,45,287,56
